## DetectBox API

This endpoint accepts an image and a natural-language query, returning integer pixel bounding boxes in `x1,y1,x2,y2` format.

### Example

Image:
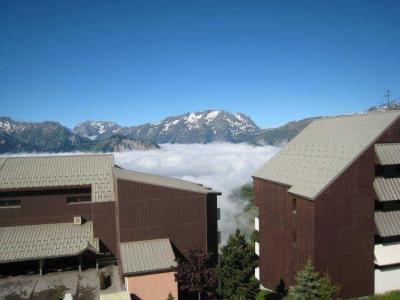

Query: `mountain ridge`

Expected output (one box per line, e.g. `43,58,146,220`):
0,117,159,154
73,110,261,144
1,102,398,153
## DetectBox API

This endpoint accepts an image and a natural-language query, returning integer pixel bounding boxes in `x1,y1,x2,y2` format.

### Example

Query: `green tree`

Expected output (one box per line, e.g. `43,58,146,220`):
217,229,259,300
319,274,339,300
286,261,338,300
166,292,175,300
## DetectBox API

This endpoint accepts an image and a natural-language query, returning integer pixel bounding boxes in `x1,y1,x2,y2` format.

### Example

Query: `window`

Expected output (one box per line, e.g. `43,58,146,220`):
67,195,91,204
292,198,297,213
292,230,297,244
0,199,21,208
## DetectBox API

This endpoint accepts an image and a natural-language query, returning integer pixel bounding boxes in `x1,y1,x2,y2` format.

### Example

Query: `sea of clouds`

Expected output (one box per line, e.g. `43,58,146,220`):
114,143,280,243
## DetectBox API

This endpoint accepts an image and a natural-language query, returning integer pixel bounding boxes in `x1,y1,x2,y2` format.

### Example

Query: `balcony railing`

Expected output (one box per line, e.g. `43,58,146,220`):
255,267,260,280
255,217,259,231
255,241,260,256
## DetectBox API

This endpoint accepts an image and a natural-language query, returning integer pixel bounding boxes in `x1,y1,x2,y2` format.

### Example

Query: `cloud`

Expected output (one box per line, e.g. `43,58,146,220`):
114,143,279,243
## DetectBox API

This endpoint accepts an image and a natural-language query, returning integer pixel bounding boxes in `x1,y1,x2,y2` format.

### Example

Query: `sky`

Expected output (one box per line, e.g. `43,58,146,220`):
0,0,399,129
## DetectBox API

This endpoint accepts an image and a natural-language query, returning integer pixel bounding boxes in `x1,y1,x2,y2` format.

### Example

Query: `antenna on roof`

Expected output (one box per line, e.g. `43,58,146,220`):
384,90,391,110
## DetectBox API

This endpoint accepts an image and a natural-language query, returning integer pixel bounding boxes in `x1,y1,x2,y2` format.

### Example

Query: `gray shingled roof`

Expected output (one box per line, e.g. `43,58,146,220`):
114,167,220,194
120,238,177,275
0,222,99,263
253,111,400,200
374,177,400,202
375,211,400,237
375,143,400,165
0,154,114,202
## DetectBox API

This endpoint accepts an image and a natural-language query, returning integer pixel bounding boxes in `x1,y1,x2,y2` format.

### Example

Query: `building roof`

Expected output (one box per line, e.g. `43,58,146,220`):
253,111,400,200
114,167,220,194
374,242,400,267
120,238,177,275
0,221,99,263
375,143,400,165
374,177,400,202
0,154,114,202
375,211,400,237
100,292,131,300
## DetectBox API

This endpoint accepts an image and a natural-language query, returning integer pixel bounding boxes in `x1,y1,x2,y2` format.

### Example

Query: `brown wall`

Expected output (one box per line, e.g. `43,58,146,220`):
0,187,118,255
314,146,376,298
92,201,117,254
206,193,219,264
254,178,315,290
116,179,217,259
0,189,93,226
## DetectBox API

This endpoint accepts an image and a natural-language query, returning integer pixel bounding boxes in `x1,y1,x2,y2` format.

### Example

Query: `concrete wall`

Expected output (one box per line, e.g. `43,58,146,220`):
125,271,178,300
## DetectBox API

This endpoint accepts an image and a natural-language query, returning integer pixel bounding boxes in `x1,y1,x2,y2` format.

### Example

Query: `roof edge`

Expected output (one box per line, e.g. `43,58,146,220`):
122,267,176,277
310,112,400,200
114,167,221,195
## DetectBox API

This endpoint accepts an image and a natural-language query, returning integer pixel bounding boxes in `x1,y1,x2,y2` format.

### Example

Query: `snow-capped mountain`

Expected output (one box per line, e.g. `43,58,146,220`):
71,110,261,144
73,121,123,140
0,117,158,153
122,110,261,144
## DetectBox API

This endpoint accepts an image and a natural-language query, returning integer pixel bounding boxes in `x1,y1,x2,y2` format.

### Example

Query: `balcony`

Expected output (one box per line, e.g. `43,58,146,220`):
255,241,260,256
255,217,259,231
255,267,260,280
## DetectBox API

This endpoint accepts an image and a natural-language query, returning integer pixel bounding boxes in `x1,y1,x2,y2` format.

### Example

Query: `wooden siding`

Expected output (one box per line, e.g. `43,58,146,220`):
254,178,315,289
117,179,212,258
92,201,117,254
206,193,219,265
0,189,93,226
315,146,375,298
0,187,118,255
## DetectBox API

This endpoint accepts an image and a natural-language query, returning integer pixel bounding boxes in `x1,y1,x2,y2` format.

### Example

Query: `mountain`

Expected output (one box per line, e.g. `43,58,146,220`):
89,135,160,152
366,101,400,112
0,131,40,153
73,121,123,140
254,117,321,146
75,110,261,144
0,117,159,154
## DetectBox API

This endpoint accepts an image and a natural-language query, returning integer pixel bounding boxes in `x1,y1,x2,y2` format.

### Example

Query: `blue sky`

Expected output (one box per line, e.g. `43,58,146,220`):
0,0,399,129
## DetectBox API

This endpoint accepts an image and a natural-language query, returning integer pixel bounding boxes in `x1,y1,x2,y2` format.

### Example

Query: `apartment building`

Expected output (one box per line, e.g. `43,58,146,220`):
252,111,400,298
0,154,220,300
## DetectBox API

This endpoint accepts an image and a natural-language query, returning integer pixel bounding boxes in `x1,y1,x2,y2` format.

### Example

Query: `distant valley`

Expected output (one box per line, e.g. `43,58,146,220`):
0,102,398,154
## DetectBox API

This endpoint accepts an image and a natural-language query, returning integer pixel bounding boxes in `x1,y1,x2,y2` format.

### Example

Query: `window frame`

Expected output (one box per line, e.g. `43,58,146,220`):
292,230,297,245
292,198,297,213
66,195,92,204
0,199,22,209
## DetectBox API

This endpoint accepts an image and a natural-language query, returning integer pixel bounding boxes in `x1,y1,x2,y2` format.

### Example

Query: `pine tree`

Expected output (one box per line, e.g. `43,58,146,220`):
319,274,339,300
174,248,217,300
166,292,175,300
286,260,338,300
217,229,259,300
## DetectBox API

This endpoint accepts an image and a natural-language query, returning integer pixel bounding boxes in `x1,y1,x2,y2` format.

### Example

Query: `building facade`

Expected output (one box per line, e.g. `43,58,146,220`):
253,111,400,298
0,154,220,300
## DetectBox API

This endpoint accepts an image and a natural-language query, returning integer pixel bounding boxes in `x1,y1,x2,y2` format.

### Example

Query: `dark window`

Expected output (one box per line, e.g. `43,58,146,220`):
67,195,91,204
0,199,21,208
292,230,297,244
292,198,297,213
